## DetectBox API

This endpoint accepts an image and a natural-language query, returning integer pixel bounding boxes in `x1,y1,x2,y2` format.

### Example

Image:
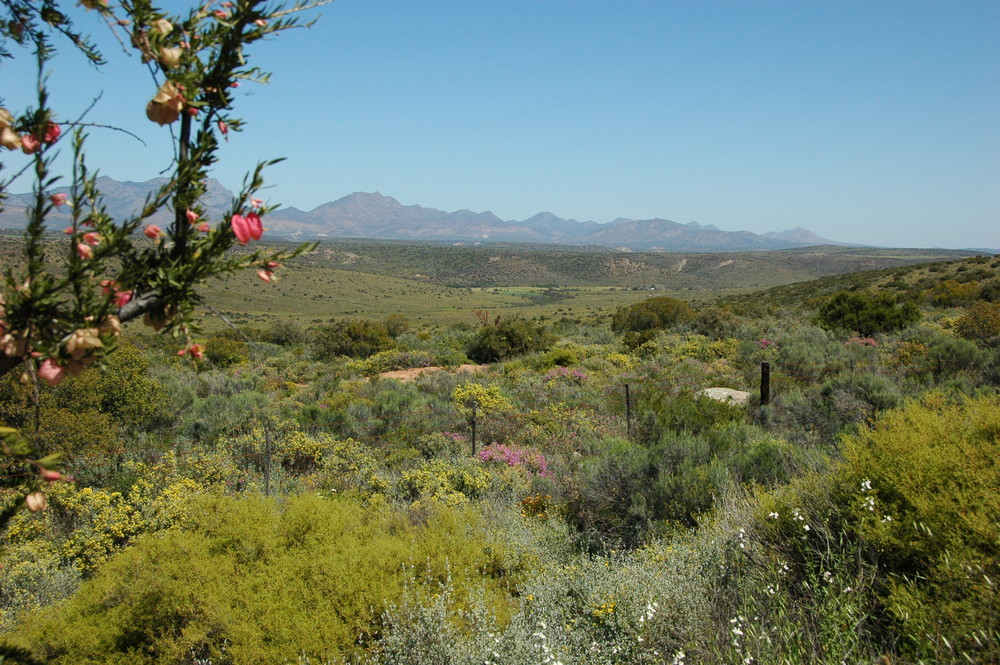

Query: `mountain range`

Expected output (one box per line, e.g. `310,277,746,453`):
0,176,843,252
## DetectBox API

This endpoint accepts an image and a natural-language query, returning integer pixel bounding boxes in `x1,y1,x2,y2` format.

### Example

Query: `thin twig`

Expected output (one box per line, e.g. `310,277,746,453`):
270,0,335,20
202,303,253,345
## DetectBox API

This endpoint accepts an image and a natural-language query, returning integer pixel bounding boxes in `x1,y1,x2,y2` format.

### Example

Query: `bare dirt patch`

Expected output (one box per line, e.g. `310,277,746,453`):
379,364,489,383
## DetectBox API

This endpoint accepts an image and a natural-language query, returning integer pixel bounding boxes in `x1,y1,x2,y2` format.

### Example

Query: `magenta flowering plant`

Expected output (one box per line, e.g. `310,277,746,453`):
477,443,551,477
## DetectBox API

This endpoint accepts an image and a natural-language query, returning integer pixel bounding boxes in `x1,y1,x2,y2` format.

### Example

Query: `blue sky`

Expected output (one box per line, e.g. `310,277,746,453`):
4,0,999,248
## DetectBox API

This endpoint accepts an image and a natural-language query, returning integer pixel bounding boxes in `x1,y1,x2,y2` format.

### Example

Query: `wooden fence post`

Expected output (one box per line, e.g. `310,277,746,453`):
760,362,771,406
471,400,478,456
264,422,273,497
625,383,633,440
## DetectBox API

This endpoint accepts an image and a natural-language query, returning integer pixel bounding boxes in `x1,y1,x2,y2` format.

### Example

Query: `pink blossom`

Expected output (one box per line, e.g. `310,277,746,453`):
186,209,199,224
44,122,61,144
196,222,210,232
20,134,39,154
40,469,62,483
257,269,274,282
214,9,228,19
63,226,74,234
143,225,164,239
76,243,94,259
250,198,263,209
38,358,66,387
246,212,263,240
218,120,228,137
254,18,267,27
82,231,102,246
758,338,772,349
51,193,68,207
231,214,251,244
100,279,117,294
230,82,240,88
114,290,133,307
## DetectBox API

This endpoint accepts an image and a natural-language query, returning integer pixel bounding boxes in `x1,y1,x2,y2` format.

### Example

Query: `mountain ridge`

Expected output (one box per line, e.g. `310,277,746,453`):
0,176,850,252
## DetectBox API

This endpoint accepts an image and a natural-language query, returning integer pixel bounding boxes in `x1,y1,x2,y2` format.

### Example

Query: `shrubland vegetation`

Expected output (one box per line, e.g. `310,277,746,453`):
2,1,997,662
0,249,997,663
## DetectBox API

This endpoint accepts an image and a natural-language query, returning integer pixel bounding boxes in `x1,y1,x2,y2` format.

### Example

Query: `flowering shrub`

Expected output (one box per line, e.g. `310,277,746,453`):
478,443,551,477
543,366,587,384
397,459,492,506
451,382,514,419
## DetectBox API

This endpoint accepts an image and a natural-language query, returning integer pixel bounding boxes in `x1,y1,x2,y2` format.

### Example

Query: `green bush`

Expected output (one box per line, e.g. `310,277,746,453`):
923,279,978,307
611,297,695,347
261,318,308,346
464,317,555,364
566,420,802,548
817,291,920,337
2,494,514,664
204,335,250,367
766,372,904,447
310,318,395,360
977,278,1000,303
756,394,1000,662
773,324,849,382
954,301,1000,343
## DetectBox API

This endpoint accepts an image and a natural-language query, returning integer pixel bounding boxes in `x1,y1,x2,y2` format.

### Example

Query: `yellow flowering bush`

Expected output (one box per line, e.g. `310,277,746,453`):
451,382,514,419
398,459,492,506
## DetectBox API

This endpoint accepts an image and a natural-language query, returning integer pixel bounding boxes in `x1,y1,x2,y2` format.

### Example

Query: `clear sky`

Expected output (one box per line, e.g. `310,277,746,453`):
4,0,999,249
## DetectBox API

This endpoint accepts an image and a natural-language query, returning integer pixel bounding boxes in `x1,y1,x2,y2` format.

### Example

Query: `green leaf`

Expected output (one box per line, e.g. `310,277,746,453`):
0,426,33,458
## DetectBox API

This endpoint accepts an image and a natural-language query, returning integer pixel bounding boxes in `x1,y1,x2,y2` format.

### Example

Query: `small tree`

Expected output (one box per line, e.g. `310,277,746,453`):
816,291,920,337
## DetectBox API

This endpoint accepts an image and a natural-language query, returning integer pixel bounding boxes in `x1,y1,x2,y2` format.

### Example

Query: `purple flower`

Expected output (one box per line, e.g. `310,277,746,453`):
477,443,551,477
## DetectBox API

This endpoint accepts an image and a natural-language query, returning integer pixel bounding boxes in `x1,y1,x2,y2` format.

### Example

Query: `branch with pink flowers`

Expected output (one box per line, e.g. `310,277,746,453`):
0,0,329,512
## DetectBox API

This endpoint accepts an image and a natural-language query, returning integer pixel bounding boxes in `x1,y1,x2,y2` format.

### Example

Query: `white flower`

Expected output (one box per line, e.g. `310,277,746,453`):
768,511,779,519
